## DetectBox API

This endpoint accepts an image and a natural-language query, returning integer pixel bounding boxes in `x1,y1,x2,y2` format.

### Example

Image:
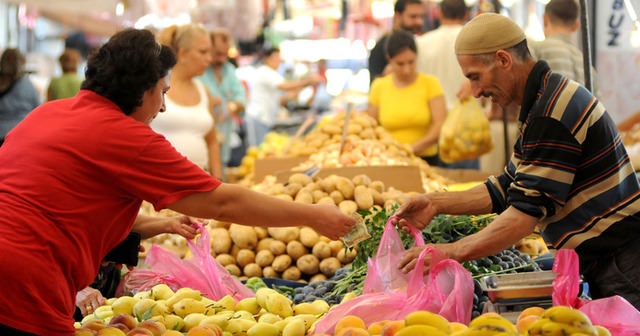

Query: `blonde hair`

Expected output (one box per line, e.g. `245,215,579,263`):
157,23,208,55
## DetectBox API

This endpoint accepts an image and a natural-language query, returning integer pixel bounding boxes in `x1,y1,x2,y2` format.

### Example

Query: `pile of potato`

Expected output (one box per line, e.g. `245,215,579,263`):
141,172,422,281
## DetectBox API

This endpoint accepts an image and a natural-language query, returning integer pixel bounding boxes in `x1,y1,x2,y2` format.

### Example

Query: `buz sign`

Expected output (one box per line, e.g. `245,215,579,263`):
608,0,626,47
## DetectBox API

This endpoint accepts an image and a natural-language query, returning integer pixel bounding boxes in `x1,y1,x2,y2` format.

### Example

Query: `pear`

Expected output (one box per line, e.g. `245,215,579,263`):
225,319,256,335
162,314,185,331
247,322,280,336
166,288,202,311
173,298,207,317
264,293,293,318
230,310,256,322
111,296,139,316
234,297,260,315
199,315,231,330
257,313,282,324
182,313,207,331
133,290,152,300
150,284,175,301
255,288,278,309
133,299,167,321
282,318,305,336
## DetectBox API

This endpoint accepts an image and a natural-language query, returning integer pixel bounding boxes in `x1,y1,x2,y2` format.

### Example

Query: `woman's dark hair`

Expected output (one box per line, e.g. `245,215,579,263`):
81,28,176,115
385,30,417,59
0,48,26,93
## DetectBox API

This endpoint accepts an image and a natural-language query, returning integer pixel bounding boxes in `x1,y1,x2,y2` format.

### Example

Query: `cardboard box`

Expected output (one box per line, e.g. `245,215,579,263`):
432,167,493,183
254,157,424,192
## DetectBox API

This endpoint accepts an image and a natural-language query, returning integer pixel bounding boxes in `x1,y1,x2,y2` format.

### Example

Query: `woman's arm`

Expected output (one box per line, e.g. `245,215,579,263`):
132,214,199,240
205,91,223,179
167,183,355,240
366,103,379,121
411,95,446,155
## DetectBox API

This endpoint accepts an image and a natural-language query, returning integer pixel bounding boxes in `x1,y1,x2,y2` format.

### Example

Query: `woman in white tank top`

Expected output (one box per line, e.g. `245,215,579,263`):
153,23,223,178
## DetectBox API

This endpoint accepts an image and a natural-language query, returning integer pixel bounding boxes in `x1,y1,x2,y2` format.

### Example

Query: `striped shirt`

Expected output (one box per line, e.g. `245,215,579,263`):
485,61,640,262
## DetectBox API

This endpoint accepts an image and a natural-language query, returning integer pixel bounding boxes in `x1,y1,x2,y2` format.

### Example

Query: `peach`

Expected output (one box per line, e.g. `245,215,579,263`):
97,327,127,336
380,320,405,336
367,320,391,335
516,315,540,334
517,306,545,322
198,323,223,336
109,314,138,331
335,327,370,336
83,319,107,331
137,320,166,336
334,315,366,334
126,328,154,336
161,331,183,336
187,326,221,336
106,324,130,333
75,328,98,336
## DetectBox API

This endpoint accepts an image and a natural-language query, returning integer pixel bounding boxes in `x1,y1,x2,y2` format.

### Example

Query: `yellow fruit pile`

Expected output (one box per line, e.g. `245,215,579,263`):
77,285,331,336
523,306,611,336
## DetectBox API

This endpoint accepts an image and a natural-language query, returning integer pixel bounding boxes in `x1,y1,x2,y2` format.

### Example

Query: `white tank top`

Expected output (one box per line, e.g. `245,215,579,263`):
151,80,214,170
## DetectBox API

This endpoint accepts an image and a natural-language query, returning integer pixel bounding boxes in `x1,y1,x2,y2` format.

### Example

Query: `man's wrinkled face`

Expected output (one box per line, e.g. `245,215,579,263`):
458,53,513,108
399,3,424,34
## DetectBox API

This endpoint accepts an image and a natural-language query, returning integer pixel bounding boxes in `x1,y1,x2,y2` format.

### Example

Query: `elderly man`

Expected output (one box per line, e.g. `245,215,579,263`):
393,13,640,310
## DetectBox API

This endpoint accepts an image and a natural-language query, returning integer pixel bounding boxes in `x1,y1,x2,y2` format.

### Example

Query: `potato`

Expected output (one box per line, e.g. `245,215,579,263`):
316,196,335,205
225,264,241,277
269,240,287,256
268,227,300,243
318,175,338,193
255,249,275,267
299,227,319,248
369,187,385,206
243,263,262,278
311,242,332,260
338,200,358,216
215,253,235,266
288,173,313,186
230,244,241,258
229,224,258,249
236,249,256,268
284,183,303,197
286,240,307,260
329,190,344,205
319,257,341,277
252,227,267,240
275,194,294,202
310,273,328,283
305,182,322,192
352,174,372,187
262,266,279,278
210,221,232,229
282,266,302,281
354,185,374,210
335,177,355,200
296,254,320,275
369,180,385,193
272,255,292,272
328,240,345,257
210,228,232,254
267,184,286,196
312,189,328,203
257,237,275,251
337,248,357,264
294,189,313,204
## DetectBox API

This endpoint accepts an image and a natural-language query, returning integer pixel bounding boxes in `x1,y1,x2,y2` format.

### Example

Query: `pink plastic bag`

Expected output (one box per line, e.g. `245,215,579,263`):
145,222,254,301
553,249,640,335
115,269,182,297
313,217,473,334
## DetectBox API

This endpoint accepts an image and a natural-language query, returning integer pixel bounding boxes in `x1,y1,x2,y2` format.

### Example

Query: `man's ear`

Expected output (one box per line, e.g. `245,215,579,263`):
495,50,512,68
570,20,580,33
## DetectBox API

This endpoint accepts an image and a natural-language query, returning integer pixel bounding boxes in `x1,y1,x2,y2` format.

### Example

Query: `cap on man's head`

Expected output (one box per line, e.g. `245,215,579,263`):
455,13,525,55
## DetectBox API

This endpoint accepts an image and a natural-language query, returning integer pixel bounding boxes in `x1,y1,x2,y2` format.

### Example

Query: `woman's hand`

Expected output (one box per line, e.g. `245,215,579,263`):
310,204,356,240
169,216,201,240
76,287,106,317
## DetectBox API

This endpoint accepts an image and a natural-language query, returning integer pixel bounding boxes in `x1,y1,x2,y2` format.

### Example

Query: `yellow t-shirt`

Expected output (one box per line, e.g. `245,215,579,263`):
369,73,444,156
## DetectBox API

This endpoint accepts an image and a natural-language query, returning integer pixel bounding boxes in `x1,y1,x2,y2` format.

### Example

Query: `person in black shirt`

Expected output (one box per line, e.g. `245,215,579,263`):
368,0,424,84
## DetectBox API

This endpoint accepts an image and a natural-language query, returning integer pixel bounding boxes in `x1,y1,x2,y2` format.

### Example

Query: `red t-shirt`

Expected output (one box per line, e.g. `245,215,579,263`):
0,90,220,335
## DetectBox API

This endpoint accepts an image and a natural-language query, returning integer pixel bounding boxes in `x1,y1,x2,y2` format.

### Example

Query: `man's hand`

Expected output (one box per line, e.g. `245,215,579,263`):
391,194,438,233
170,216,201,240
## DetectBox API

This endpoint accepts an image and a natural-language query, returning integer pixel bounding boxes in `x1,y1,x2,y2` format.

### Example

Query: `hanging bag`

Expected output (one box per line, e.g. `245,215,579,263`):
439,98,493,163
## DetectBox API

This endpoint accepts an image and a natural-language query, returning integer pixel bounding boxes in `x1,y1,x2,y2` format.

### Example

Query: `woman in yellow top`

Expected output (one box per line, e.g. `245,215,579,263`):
367,29,447,166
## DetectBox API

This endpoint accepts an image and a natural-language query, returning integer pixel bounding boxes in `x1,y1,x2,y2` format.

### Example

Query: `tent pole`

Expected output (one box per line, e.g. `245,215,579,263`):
579,0,594,93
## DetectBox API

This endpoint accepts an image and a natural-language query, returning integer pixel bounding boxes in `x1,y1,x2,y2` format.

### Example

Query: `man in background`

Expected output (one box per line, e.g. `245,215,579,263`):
368,0,424,84
416,0,479,169
528,0,596,94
